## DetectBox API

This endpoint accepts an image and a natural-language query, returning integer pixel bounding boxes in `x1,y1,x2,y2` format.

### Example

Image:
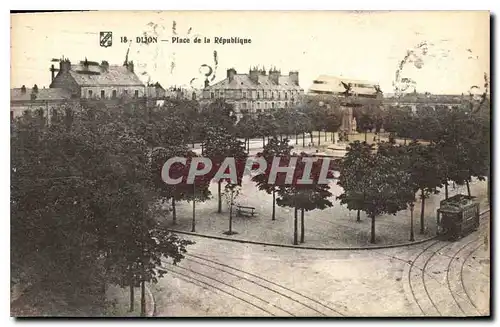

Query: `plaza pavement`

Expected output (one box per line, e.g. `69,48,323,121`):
150,211,490,317
161,177,488,248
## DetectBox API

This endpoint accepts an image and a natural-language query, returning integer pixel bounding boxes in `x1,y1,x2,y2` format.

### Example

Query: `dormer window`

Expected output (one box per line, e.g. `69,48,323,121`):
88,90,93,98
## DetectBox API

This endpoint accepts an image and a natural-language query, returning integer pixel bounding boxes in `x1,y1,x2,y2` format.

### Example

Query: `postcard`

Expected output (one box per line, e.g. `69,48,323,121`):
10,10,490,317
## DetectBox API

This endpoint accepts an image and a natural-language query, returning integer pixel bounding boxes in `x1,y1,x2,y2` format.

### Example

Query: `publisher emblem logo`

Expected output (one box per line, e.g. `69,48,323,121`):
99,31,112,48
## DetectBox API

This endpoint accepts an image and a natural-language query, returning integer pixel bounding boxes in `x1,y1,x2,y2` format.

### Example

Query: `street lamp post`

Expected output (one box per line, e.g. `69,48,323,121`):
410,202,415,242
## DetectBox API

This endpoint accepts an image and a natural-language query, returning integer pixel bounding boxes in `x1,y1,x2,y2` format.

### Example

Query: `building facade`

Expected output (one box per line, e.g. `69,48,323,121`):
11,58,148,122
201,67,304,119
10,85,75,121
50,58,146,100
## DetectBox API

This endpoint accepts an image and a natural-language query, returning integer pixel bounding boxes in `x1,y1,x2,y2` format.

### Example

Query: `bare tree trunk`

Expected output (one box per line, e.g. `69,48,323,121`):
420,189,425,234
318,131,321,146
247,138,250,153
445,182,449,199
364,130,367,142
293,207,298,245
172,198,176,224
229,199,233,233
262,136,265,148
129,282,134,312
357,209,361,222
370,214,376,244
295,133,299,145
309,132,313,145
217,181,222,213
272,189,276,220
300,209,305,243
140,281,146,317
191,183,196,232
410,204,415,242
324,130,327,141
466,179,471,196
302,132,305,147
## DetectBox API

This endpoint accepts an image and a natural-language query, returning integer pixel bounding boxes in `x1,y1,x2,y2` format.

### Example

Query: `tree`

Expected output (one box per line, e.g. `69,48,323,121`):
336,141,373,222
11,105,195,315
151,147,211,225
204,126,247,213
199,99,237,135
252,137,293,221
276,153,333,244
235,114,258,153
222,184,242,235
338,141,415,243
406,141,443,234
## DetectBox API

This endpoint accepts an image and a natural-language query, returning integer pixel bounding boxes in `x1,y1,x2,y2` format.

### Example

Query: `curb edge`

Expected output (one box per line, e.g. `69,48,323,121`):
167,208,490,251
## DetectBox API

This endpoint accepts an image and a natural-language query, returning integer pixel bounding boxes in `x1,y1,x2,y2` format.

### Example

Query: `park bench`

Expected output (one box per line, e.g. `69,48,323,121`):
235,205,256,217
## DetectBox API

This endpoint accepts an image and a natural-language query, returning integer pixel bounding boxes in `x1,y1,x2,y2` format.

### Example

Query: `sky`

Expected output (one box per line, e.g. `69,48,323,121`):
10,11,490,95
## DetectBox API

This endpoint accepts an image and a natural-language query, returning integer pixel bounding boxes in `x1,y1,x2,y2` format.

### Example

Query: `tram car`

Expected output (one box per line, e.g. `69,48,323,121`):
436,194,480,241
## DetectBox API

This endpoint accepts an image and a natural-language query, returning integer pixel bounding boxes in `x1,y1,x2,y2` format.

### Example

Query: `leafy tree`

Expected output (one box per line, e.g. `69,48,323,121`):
338,141,415,243
336,141,373,222
276,153,333,244
252,137,293,220
11,105,194,316
235,114,258,152
204,126,247,213
405,141,444,233
199,99,237,136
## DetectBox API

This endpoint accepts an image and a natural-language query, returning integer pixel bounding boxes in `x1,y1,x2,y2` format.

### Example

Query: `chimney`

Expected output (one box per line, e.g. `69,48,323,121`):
269,67,280,84
101,60,109,72
30,85,38,100
204,79,209,88
289,71,299,86
227,68,237,82
20,85,26,94
249,67,259,84
125,61,134,73
60,58,71,72
50,64,56,81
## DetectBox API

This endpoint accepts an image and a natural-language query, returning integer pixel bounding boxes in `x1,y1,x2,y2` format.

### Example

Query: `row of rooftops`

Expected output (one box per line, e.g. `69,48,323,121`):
203,67,302,91
11,58,477,104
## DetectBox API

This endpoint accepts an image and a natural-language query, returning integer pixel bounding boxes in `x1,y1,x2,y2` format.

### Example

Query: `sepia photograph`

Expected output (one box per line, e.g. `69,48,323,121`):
9,10,491,318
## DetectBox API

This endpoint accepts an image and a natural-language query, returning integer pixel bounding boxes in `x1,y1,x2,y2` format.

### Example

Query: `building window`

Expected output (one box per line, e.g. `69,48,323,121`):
101,90,105,99
278,92,281,100
243,92,247,99
272,102,275,108
211,92,214,99
285,102,288,108
256,109,262,113
134,90,139,98
285,92,288,100
265,92,268,98
88,90,93,98
112,90,117,99
257,92,260,99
